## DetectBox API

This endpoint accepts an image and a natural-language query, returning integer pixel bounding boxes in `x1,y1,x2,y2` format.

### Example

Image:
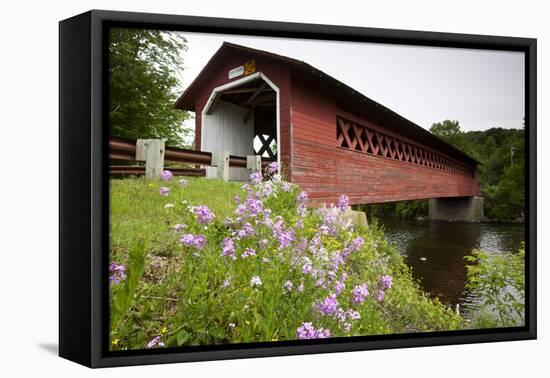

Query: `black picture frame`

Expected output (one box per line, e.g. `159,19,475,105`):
59,9,537,368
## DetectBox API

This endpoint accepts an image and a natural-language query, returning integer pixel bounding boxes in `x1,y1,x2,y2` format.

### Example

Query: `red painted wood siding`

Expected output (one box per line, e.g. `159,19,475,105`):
192,51,292,174
289,75,480,205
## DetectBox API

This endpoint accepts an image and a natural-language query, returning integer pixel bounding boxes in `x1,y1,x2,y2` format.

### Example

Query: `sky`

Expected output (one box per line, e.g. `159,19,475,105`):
176,31,525,133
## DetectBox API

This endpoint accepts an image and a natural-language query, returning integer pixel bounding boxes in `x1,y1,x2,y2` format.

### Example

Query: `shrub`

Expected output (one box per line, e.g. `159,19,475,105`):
465,245,525,328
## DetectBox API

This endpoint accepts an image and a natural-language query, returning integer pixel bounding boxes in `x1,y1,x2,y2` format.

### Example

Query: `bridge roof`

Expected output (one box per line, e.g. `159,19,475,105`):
176,42,480,167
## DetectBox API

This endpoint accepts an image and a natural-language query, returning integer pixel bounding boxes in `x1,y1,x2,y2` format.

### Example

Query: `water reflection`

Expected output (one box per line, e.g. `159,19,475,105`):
377,217,525,307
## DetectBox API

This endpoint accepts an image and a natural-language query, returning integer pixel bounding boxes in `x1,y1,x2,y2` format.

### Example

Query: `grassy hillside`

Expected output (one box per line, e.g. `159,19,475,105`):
109,175,464,351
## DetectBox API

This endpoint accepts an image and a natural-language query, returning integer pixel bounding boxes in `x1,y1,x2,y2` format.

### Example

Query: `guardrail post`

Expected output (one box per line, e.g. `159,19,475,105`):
246,155,262,172
136,139,165,179
211,151,230,181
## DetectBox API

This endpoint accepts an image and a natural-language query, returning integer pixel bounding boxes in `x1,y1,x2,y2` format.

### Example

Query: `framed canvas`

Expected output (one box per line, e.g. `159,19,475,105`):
59,9,537,368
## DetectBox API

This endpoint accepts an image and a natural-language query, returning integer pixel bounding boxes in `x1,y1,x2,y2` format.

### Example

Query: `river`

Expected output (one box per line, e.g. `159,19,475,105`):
375,217,525,313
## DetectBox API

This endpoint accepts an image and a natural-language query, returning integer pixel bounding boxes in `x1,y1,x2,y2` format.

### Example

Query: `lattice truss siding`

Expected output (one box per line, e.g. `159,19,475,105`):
336,117,473,177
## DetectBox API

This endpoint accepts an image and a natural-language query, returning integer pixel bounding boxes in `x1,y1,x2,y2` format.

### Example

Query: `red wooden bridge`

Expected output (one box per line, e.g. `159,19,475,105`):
175,43,482,221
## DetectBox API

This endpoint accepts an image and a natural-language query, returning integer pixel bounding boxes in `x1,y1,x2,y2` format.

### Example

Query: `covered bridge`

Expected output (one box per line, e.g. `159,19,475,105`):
175,42,482,221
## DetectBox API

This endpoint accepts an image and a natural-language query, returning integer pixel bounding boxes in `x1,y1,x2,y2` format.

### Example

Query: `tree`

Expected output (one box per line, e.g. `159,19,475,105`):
429,120,463,148
109,28,191,147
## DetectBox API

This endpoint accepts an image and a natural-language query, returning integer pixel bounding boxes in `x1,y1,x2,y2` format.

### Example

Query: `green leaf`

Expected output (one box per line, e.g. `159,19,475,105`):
176,330,190,346
209,326,226,340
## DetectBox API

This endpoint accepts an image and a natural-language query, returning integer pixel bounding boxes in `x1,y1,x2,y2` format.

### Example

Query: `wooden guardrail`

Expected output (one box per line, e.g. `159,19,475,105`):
109,136,273,179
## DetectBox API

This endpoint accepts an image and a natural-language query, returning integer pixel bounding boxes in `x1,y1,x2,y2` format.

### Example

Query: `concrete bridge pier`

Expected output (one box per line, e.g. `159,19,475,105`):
428,196,484,222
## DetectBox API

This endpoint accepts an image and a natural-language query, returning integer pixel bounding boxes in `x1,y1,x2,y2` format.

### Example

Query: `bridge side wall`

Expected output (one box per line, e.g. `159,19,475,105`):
289,76,480,205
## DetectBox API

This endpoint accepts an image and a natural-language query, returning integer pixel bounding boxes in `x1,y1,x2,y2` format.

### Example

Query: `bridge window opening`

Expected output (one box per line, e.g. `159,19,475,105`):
202,75,278,180
253,134,277,158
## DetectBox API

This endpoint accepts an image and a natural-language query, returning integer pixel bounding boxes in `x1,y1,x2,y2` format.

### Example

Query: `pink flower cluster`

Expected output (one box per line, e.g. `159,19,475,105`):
180,234,206,250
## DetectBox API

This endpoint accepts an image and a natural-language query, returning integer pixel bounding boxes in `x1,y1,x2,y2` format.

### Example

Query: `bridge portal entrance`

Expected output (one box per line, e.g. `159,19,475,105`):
201,72,279,181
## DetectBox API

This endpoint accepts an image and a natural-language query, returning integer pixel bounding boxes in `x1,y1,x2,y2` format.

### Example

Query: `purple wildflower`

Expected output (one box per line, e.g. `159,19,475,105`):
195,205,214,224
250,275,263,287
319,224,331,236
315,328,331,338
297,191,308,205
342,236,365,258
178,178,188,186
235,204,247,217
241,247,256,259
297,322,331,340
379,275,393,290
302,260,313,274
319,294,339,315
260,182,274,197
173,223,186,232
297,322,316,340
262,219,274,231
331,253,345,271
276,230,295,249
294,237,308,255
336,195,350,211
272,219,284,235
284,280,293,292
376,290,385,302
180,234,194,247
335,280,345,295
352,283,369,304
220,237,236,260
180,234,206,250
266,161,279,175
192,234,206,249
315,277,325,288
236,222,255,239
324,212,336,225
351,236,365,251
245,196,263,216
159,187,170,196
281,182,292,192
242,183,254,195
160,170,173,181
249,171,263,184
146,336,165,348
222,276,231,288
109,262,126,285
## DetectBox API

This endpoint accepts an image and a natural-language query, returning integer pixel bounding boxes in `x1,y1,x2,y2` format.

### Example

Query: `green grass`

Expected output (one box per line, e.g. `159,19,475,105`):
110,177,245,257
